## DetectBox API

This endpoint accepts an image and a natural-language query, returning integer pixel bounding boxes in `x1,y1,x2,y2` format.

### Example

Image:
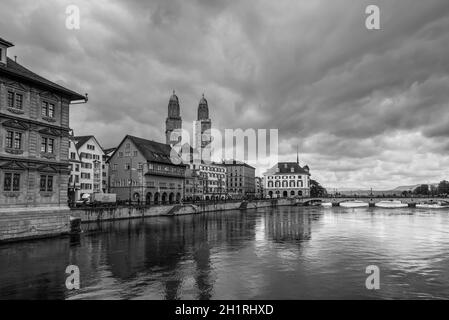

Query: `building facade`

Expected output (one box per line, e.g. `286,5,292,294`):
255,176,264,199
263,162,311,198
184,167,204,201
108,135,186,204
0,37,86,209
188,162,226,200
72,136,105,197
223,160,256,199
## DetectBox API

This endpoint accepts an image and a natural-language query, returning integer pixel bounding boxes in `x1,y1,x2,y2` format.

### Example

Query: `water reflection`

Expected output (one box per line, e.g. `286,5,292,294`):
1,206,449,299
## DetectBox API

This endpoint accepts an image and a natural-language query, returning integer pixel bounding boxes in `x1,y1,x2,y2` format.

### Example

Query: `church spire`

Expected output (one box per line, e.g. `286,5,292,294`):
166,90,182,145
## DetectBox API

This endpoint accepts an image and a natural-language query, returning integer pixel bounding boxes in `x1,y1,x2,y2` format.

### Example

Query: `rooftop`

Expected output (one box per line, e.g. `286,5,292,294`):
264,162,310,176
0,57,85,101
124,135,185,166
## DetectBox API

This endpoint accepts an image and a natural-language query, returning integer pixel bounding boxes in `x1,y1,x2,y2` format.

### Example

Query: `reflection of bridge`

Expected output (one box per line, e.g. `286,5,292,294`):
298,197,449,207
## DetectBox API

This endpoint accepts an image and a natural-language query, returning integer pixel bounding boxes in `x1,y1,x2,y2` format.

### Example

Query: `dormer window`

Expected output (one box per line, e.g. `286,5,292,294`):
0,37,14,65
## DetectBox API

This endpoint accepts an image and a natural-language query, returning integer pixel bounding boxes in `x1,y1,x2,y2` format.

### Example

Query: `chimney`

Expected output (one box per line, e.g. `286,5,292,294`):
0,37,14,65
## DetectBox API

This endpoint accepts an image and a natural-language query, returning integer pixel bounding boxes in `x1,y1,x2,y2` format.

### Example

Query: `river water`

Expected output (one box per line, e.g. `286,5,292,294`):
1,205,449,300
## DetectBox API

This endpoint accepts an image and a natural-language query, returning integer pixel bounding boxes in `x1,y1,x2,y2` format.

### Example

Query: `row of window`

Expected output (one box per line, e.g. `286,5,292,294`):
267,181,309,188
5,130,56,154
199,165,225,173
118,150,139,158
81,183,92,190
79,153,100,160
3,173,53,192
81,172,91,179
81,163,92,169
267,175,307,180
7,91,56,119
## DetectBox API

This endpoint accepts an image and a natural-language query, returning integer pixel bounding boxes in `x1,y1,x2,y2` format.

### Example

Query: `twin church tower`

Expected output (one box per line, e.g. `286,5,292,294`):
165,91,212,153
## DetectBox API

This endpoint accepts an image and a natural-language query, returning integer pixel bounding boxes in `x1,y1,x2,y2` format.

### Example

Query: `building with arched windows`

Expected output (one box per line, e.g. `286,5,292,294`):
263,162,310,198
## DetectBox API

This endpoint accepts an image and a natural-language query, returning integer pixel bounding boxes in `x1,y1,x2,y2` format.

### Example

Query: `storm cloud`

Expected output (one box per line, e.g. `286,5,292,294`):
1,0,449,189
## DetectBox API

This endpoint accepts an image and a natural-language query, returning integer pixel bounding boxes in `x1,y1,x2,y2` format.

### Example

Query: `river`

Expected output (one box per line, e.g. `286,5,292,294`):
1,205,449,299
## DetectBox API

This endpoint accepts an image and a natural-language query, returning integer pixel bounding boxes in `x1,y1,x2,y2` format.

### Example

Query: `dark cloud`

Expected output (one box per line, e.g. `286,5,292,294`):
1,0,449,188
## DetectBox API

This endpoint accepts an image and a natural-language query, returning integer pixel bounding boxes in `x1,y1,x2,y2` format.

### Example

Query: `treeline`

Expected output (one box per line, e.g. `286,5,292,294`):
412,180,449,196
310,179,328,197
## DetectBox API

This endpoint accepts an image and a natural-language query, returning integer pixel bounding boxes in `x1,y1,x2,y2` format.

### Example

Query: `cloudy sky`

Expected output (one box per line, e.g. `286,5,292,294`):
1,0,449,190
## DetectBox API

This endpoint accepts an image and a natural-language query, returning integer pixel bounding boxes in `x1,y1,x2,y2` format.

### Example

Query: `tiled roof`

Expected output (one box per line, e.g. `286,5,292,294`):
0,57,85,101
222,159,255,169
264,162,310,176
127,135,184,165
74,135,105,153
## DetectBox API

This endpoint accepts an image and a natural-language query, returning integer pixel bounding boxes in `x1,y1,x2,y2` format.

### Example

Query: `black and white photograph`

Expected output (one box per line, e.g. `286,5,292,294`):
1,0,449,309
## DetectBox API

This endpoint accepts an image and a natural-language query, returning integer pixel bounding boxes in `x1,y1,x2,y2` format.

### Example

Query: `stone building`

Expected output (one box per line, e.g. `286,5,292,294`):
223,160,256,199
108,135,186,204
263,162,311,198
0,37,86,240
189,162,226,200
0,37,85,209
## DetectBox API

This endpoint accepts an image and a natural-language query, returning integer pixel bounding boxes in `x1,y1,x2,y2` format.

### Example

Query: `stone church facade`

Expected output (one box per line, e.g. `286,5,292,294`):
0,37,86,209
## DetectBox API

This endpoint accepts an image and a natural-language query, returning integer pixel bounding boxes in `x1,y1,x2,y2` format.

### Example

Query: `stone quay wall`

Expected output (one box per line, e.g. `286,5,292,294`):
0,206,71,242
0,199,295,242
71,198,295,223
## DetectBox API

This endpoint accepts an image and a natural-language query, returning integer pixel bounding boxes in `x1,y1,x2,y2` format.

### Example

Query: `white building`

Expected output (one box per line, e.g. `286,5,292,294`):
189,162,226,200
72,136,105,199
68,137,81,202
263,162,310,198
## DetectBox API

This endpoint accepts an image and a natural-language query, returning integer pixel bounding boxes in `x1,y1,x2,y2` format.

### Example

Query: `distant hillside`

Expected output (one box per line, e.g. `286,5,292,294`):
392,185,419,192
331,183,440,196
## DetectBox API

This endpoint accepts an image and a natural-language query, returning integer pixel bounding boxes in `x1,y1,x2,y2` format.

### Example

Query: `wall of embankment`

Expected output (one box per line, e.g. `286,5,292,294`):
71,198,295,223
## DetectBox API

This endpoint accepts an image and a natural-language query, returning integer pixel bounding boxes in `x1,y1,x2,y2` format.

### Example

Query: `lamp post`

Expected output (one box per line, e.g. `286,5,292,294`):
128,156,133,205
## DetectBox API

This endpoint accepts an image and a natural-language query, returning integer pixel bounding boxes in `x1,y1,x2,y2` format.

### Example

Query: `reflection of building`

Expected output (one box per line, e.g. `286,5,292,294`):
72,135,105,197
264,207,312,242
223,160,255,199
108,135,186,203
263,161,311,198
0,37,86,209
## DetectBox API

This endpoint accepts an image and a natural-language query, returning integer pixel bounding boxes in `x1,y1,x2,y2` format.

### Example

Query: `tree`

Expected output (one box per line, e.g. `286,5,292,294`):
437,180,449,195
414,184,429,195
310,179,328,197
